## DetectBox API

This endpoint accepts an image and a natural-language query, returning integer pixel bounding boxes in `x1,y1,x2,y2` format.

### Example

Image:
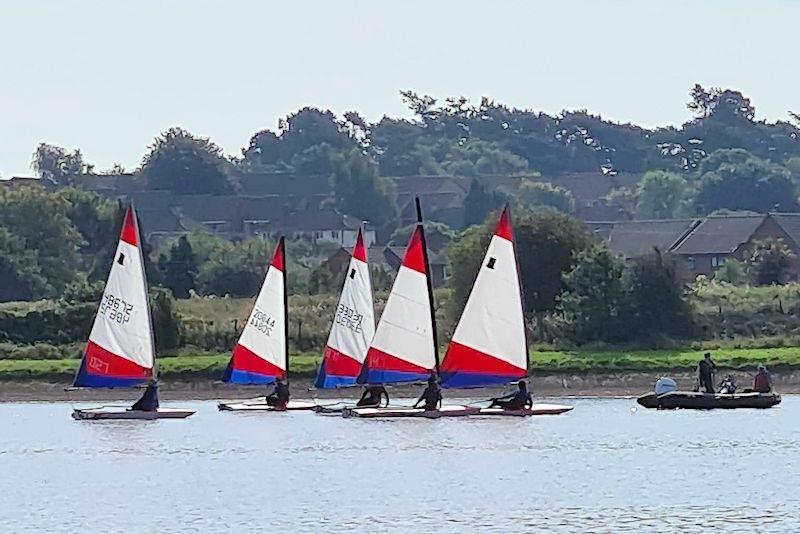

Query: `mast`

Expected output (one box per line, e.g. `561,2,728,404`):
280,236,289,378
132,203,158,382
506,205,530,376
415,197,440,376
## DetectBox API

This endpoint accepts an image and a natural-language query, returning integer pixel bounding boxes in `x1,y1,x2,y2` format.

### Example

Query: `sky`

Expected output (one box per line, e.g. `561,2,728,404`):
1,0,799,177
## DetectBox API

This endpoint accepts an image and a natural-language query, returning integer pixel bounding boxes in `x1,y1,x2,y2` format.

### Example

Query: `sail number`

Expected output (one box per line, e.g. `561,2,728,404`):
99,293,134,325
335,304,363,334
251,309,276,336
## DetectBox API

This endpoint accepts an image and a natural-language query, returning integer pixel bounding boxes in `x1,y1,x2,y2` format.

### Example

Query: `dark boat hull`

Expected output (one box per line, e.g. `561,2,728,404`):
637,391,781,410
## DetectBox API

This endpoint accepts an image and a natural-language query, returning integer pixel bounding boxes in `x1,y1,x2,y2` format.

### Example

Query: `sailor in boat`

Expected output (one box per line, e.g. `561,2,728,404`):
752,365,773,393
266,377,290,409
719,374,738,395
130,380,159,412
488,380,533,410
356,384,389,408
697,352,717,394
413,374,443,411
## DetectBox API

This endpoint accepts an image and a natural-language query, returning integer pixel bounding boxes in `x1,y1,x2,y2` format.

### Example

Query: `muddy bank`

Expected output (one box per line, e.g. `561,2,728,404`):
3,370,799,402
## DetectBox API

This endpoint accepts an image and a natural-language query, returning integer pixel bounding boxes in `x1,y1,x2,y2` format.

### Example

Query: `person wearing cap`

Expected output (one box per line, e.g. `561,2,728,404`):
489,380,533,410
753,365,773,393
266,377,290,409
413,373,442,411
131,380,159,412
697,352,717,394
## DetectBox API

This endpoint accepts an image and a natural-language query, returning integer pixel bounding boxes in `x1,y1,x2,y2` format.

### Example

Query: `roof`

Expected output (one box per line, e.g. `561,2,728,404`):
771,213,800,248
607,219,697,257
671,215,767,255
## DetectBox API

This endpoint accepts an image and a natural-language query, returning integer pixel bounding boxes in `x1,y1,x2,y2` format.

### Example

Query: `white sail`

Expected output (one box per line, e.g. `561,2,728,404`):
224,238,287,384
74,205,154,386
363,225,436,383
441,206,527,387
315,228,375,387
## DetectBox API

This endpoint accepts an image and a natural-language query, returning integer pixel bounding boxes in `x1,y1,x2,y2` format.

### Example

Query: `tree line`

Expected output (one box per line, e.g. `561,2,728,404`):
28,85,800,237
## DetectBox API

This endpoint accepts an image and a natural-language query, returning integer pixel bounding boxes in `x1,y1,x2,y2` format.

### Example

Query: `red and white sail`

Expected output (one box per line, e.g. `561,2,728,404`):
440,207,528,387
363,225,436,383
315,228,375,388
74,206,154,387
223,238,287,384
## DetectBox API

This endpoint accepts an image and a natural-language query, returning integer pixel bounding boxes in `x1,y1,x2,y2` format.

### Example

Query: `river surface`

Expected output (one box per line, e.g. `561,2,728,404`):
2,396,799,533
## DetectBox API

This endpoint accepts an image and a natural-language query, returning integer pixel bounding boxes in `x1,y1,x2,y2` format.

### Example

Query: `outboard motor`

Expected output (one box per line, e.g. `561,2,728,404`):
654,377,678,395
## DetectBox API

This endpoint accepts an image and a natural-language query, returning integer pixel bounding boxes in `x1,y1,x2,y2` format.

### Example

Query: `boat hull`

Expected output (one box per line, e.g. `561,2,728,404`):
217,399,317,411
478,403,574,417
343,404,480,418
637,391,781,410
72,407,195,420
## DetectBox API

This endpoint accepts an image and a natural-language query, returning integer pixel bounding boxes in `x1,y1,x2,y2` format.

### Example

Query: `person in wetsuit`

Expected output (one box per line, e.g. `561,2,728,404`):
413,374,442,411
697,352,717,394
130,381,159,411
488,380,533,410
356,384,389,407
266,377,290,409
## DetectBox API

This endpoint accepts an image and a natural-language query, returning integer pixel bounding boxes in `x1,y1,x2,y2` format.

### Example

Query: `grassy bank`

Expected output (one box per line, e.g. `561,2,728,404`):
3,347,800,381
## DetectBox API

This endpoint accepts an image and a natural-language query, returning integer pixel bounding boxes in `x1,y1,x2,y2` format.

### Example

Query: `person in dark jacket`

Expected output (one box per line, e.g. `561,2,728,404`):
413,374,442,411
697,352,717,394
357,384,389,407
753,365,773,393
131,381,159,411
489,380,533,410
266,377,290,409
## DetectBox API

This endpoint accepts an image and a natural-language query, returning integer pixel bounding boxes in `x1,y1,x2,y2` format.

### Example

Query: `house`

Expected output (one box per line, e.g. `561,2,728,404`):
670,214,800,282
605,219,698,258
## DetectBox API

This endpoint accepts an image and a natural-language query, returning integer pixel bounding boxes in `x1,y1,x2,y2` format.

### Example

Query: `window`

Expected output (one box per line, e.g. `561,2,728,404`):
686,256,696,270
711,256,726,269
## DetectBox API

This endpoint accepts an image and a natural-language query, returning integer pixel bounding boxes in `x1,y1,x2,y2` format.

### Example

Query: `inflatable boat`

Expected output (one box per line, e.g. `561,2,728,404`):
637,390,781,410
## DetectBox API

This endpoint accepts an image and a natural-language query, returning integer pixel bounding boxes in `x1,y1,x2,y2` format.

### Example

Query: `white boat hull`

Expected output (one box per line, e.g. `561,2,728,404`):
72,407,195,420
342,404,480,418
478,403,574,417
217,399,317,412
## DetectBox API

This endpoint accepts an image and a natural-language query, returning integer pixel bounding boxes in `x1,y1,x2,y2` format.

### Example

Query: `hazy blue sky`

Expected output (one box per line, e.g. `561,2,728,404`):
1,0,798,177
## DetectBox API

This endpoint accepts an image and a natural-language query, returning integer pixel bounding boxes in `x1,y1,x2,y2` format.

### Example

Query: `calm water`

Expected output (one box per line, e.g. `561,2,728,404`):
2,397,799,533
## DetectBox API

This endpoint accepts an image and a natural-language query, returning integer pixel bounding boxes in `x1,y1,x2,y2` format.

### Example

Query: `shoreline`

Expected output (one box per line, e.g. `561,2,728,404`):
3,370,800,402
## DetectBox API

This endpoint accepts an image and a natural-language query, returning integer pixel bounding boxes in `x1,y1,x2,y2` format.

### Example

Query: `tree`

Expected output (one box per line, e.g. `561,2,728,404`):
0,187,82,295
159,236,198,298
57,188,119,279
447,208,594,317
634,171,690,219
518,181,575,214
624,250,694,338
31,143,87,184
140,127,234,194
715,259,747,285
463,179,500,227
149,287,183,351
330,149,397,242
0,227,50,302
559,244,627,343
747,238,794,285
695,152,798,214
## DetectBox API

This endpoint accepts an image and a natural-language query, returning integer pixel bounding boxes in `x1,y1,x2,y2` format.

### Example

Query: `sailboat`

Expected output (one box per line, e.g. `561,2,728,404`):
440,206,572,417
343,199,479,418
217,237,314,411
312,228,378,414
71,205,195,420
314,227,375,388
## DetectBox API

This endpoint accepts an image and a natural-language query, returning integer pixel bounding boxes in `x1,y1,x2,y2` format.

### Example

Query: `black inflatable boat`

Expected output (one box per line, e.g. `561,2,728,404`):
637,390,781,410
